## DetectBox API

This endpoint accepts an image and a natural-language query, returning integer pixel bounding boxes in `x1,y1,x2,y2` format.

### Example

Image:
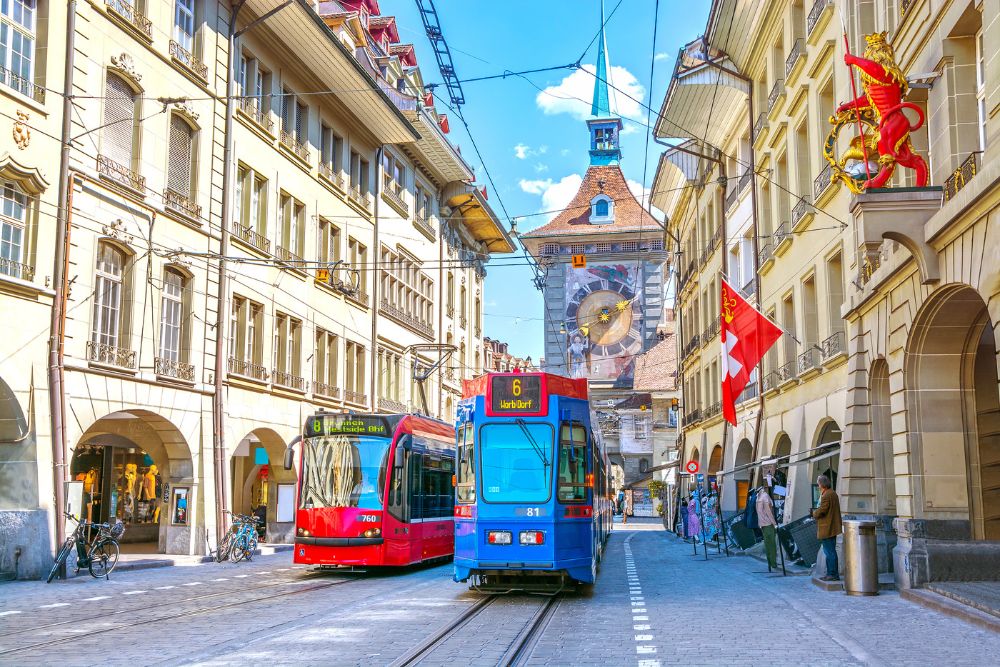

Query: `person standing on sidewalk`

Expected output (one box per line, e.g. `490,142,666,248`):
622,490,633,524
812,474,843,581
755,486,778,570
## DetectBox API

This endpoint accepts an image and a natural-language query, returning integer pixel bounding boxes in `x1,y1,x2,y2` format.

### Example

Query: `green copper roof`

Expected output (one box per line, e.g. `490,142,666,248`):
590,0,613,118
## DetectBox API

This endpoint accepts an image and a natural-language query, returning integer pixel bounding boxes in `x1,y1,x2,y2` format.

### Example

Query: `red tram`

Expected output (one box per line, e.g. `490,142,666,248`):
285,411,455,567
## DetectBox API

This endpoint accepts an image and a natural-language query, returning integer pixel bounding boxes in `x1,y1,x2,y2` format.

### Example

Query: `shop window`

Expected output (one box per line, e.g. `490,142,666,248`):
72,442,163,531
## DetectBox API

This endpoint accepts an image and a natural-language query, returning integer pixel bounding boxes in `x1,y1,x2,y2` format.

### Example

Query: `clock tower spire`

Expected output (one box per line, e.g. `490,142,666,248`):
588,0,623,166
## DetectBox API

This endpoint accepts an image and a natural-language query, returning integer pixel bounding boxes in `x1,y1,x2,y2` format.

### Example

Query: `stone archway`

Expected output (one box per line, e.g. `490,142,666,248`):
904,284,1000,541
770,434,792,523
734,439,753,511
809,420,842,507
230,428,298,544
707,445,723,491
71,410,195,555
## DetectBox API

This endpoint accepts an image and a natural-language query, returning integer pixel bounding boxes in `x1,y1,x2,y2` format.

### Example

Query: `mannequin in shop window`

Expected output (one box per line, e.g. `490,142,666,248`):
78,468,100,522
141,465,159,522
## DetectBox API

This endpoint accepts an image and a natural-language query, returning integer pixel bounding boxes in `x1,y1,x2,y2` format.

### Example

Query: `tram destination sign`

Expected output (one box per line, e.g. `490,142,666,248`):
305,414,390,437
488,375,545,416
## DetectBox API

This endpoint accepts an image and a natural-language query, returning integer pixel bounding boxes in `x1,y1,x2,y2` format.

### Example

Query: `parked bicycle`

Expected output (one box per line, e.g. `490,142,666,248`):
47,512,125,582
215,511,260,563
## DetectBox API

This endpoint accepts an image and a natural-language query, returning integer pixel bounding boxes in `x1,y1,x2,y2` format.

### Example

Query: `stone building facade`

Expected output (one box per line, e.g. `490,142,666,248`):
655,0,999,586
0,0,512,579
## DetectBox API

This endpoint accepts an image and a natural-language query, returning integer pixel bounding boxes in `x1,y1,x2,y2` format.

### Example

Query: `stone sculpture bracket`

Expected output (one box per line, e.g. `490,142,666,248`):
850,187,943,285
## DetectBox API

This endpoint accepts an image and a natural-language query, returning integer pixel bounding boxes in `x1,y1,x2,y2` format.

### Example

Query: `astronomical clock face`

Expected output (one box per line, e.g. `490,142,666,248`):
564,264,643,383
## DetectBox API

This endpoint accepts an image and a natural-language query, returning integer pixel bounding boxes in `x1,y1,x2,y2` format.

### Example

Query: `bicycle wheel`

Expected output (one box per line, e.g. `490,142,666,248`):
230,534,248,563
88,539,120,578
216,534,233,563
46,539,75,583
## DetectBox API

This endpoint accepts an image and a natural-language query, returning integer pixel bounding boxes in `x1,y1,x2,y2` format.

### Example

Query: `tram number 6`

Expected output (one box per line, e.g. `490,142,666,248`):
512,378,521,397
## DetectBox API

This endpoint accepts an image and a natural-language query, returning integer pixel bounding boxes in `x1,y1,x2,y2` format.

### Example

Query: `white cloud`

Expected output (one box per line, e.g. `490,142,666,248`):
513,143,548,160
533,163,549,174
626,178,665,221
536,64,645,123
654,52,670,62
519,174,584,223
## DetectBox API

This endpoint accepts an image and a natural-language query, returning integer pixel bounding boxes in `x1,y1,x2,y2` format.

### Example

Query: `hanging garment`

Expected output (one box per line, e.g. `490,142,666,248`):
703,494,721,540
680,501,689,537
744,489,760,530
687,500,701,538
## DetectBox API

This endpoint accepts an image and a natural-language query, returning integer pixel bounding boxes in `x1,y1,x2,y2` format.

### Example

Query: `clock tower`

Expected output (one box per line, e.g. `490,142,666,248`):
519,2,667,456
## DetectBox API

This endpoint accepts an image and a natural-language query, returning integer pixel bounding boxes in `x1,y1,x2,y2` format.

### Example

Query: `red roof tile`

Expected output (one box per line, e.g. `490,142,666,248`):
632,332,678,392
521,165,662,238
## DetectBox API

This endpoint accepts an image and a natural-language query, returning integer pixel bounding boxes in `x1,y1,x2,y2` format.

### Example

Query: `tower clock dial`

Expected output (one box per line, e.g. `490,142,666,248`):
566,278,641,357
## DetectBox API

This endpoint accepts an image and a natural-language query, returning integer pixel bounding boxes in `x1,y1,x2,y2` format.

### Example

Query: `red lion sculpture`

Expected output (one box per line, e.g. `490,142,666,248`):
837,32,928,189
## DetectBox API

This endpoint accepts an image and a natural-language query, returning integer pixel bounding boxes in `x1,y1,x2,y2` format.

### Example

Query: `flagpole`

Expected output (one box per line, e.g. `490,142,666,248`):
839,3,873,183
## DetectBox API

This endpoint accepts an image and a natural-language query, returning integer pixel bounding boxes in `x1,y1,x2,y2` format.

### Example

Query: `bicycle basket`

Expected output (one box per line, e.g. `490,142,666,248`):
109,520,126,539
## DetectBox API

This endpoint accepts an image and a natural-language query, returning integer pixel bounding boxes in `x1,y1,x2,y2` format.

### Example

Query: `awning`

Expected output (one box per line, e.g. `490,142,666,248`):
655,52,749,149
706,0,770,75
713,442,842,478
402,108,474,185
443,183,516,254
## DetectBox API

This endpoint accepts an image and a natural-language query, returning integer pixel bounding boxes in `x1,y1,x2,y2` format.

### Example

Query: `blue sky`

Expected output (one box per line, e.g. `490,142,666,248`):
383,0,711,362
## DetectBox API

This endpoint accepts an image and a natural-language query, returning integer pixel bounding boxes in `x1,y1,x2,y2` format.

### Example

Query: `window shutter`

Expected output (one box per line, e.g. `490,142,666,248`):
104,74,136,168
167,115,194,197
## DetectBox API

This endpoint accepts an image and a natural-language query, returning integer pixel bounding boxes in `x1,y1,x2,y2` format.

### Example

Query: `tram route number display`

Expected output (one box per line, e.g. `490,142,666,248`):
305,414,390,436
489,375,543,414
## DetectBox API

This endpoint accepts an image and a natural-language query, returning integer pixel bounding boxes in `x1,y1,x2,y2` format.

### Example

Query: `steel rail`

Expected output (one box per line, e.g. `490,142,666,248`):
388,595,498,667
0,576,352,657
498,595,561,667
0,570,340,640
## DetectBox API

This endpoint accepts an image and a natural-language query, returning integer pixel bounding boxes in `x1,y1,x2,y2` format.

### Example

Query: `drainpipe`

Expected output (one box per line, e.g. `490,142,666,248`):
697,42,766,484
370,146,384,410
48,0,76,572
213,0,248,546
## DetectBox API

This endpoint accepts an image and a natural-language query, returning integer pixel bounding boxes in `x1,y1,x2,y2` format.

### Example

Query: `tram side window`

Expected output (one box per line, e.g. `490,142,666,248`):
558,423,588,503
418,454,454,519
456,422,475,503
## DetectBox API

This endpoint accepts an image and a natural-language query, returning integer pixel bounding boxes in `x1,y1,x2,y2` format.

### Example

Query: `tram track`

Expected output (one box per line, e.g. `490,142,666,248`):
0,573,357,657
389,594,561,667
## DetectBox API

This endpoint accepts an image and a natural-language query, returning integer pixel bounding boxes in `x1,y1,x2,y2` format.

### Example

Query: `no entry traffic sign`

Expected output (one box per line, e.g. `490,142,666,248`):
685,460,699,474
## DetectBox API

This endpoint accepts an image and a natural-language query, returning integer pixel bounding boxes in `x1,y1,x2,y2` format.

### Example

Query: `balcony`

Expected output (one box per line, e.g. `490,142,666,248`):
757,239,775,275
797,347,821,377
105,0,152,40
807,0,833,36
164,188,201,221
344,389,368,405
232,222,271,255
704,402,722,419
821,330,847,365
737,382,759,404
702,319,720,345
739,169,752,192
0,256,34,282
445,367,456,381
228,357,268,381
379,397,407,413
319,162,344,190
776,360,798,387
683,408,702,426
87,341,137,370
0,64,45,104
273,369,307,391
238,98,273,133
742,279,756,298
349,185,372,212
380,299,434,339
725,185,739,211
313,381,341,400
382,182,408,216
753,112,768,142
943,152,981,202
773,221,792,256
762,371,777,393
168,40,208,80
813,163,834,202
683,334,701,357
97,154,145,193
276,245,303,266
767,79,785,115
858,243,890,286
155,357,195,381
413,214,435,240
785,38,805,78
791,196,813,231
279,130,311,163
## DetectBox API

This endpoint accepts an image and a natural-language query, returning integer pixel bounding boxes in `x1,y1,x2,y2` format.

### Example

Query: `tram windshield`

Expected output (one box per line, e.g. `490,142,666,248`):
479,422,554,503
299,435,389,510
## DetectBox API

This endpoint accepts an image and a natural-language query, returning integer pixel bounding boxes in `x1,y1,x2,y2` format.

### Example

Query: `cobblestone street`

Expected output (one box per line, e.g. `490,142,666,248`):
1,520,997,666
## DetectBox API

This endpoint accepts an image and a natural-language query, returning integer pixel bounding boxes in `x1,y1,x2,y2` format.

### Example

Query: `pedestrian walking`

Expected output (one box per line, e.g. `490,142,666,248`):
617,489,624,516
812,474,843,581
755,486,778,570
623,490,633,524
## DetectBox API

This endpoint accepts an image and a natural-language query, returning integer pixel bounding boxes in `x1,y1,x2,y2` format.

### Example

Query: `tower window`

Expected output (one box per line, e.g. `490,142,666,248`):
590,194,614,223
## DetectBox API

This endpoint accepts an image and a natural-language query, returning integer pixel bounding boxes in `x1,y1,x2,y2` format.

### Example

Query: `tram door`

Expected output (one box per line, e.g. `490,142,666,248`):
406,451,427,561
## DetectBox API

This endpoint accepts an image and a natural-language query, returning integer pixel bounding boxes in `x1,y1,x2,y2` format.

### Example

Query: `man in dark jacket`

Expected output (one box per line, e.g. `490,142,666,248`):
812,474,843,581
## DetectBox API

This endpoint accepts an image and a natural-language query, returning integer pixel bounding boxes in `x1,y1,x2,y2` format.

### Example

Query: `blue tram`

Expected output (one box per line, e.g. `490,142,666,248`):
453,371,612,592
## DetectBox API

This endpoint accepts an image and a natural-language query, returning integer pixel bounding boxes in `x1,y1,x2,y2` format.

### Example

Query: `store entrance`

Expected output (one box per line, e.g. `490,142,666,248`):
71,435,163,554
231,429,298,545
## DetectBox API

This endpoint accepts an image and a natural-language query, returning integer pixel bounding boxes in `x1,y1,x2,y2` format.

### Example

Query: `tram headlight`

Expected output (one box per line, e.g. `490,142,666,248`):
297,528,311,537
363,528,382,538
519,531,545,546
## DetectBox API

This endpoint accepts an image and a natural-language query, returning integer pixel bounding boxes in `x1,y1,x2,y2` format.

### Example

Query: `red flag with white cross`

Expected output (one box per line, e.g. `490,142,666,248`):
721,278,782,425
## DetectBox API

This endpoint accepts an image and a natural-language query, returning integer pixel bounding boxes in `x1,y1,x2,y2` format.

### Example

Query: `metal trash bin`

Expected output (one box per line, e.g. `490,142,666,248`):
842,519,879,596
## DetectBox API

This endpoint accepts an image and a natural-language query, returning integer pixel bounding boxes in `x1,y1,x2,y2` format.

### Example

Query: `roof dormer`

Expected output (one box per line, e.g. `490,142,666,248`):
590,193,614,224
